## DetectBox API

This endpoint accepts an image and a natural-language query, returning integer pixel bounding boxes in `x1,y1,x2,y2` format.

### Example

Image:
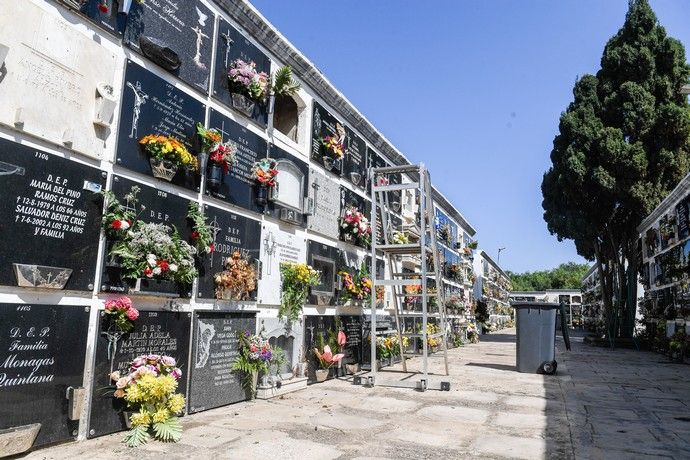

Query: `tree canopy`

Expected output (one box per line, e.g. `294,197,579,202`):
541,0,690,337
507,263,590,292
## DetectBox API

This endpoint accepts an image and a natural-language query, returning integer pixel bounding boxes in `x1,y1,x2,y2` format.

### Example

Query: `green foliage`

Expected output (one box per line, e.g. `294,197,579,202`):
124,425,150,448
187,202,214,254
271,65,300,97
279,263,320,322
507,263,590,291
152,417,182,443
541,0,690,337
475,301,489,324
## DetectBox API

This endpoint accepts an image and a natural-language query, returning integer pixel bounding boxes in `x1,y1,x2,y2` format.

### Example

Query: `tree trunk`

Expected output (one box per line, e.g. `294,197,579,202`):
594,240,614,338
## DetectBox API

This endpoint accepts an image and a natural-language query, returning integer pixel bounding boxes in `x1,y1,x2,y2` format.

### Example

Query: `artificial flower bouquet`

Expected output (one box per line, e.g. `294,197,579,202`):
139,134,197,179
214,250,257,301
279,262,320,322
321,135,345,160
338,262,372,303
187,203,215,255
340,206,372,247
196,122,237,173
104,296,139,333
231,331,273,398
392,231,409,245
228,59,269,101
252,157,279,187
111,354,185,447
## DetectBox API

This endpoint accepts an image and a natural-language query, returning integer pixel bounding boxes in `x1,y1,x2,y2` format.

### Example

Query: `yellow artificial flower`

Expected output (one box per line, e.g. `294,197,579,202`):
125,383,143,403
129,410,151,427
152,408,170,423
166,393,186,414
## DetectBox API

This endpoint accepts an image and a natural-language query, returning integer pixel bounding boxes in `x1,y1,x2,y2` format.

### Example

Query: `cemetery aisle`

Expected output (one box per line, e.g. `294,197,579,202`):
22,331,690,459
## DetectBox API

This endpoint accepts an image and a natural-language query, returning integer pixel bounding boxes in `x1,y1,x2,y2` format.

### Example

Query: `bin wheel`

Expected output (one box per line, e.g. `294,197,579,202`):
540,361,557,375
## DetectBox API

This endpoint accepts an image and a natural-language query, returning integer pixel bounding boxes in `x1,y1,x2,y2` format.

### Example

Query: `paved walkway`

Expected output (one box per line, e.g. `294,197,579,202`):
20,329,690,459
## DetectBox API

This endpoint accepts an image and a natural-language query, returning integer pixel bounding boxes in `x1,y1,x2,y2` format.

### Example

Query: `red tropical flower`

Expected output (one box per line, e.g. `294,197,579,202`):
98,2,108,13
157,260,170,271
191,231,200,240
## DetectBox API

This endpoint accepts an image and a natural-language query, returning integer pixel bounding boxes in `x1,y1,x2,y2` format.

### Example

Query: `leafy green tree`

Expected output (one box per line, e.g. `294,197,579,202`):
542,0,690,337
507,263,590,291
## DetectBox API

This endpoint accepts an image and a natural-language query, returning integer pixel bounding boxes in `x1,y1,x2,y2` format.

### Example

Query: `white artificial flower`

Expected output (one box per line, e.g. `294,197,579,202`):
169,264,178,272
153,267,162,275
120,221,130,230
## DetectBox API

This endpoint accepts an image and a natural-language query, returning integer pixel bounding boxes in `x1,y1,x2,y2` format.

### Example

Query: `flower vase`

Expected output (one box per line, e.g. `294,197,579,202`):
149,157,178,181
248,370,258,399
256,184,269,206
122,411,133,429
322,156,335,171
345,363,360,374
231,93,256,117
315,369,329,382
207,163,223,191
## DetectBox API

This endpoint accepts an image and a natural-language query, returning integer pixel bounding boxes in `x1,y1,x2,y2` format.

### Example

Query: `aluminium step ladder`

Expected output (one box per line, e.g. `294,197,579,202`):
361,163,450,391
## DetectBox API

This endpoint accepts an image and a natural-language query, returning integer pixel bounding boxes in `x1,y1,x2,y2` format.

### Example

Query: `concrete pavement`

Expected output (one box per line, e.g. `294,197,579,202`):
19,329,690,459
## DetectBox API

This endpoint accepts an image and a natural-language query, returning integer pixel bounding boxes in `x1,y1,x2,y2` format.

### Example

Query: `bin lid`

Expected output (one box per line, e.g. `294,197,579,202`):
510,301,560,309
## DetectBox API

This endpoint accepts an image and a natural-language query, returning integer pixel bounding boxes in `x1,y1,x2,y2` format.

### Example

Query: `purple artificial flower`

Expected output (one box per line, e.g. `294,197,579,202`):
146,364,159,376
147,354,161,362
131,356,146,368
161,356,176,367
171,367,182,380
244,330,251,337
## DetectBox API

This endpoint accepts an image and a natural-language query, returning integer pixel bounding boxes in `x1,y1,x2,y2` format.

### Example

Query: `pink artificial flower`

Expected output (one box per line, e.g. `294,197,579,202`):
147,354,161,362
126,307,139,321
113,389,125,398
118,296,133,310
131,356,146,368
161,356,176,367
171,367,182,380
115,377,129,389
337,330,347,347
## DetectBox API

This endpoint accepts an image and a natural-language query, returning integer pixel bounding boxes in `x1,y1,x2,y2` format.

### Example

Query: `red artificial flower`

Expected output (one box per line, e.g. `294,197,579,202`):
98,2,108,13
111,219,122,229
143,267,153,278
127,219,133,227
191,231,200,240
157,260,170,271
208,243,215,253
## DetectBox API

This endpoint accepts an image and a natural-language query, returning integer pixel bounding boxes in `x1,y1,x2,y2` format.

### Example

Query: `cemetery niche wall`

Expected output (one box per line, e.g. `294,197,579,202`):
0,138,105,291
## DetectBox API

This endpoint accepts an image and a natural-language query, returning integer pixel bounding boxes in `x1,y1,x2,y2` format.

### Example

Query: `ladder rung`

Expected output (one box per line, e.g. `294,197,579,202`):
395,293,438,297
398,313,443,317
373,182,419,192
376,279,423,286
402,332,446,339
376,244,422,254
372,165,420,174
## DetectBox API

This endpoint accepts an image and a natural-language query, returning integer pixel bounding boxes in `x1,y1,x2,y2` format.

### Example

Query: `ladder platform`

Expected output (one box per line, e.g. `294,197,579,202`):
372,164,421,174
376,279,424,287
395,292,437,297
398,312,443,317
402,331,446,339
353,373,451,391
376,244,423,254
373,182,420,192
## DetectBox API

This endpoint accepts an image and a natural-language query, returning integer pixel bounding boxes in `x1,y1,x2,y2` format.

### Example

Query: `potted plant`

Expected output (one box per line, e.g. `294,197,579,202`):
340,206,371,247
196,123,237,191
110,355,185,447
139,134,197,182
227,59,269,116
251,158,279,205
279,262,320,322
313,344,344,382
232,331,272,399
214,251,257,300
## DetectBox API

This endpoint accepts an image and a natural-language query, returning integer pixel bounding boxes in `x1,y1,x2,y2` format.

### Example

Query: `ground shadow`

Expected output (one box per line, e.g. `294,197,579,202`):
465,362,516,371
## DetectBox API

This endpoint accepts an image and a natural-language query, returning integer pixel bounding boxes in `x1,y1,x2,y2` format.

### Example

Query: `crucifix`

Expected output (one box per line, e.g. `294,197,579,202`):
221,29,234,68
263,230,277,275
208,215,221,268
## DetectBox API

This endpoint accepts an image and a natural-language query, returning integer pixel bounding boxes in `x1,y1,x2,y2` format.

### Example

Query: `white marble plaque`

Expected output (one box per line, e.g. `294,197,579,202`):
258,221,307,306
307,168,340,239
0,2,117,159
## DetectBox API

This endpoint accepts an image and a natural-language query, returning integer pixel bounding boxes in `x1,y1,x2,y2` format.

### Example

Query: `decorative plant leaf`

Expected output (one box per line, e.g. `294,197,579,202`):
153,417,182,443
272,65,300,97
124,425,150,447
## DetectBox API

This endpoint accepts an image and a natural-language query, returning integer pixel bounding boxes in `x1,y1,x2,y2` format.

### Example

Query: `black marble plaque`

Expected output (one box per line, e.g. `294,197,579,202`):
435,208,458,249
307,240,341,306
196,205,261,300
124,0,214,92
303,314,336,381
0,139,105,291
0,303,89,447
212,19,270,126
340,186,371,248
101,176,194,294
343,128,367,190
311,101,344,176
205,109,266,213
188,311,256,413
117,61,205,190
361,314,394,366
338,315,363,364
57,0,126,36
88,310,192,438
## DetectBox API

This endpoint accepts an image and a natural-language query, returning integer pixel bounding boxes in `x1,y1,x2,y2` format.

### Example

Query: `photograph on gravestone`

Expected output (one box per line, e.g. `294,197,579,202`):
338,315,363,365
343,127,367,190
0,2,118,160
311,101,344,176
267,145,309,227
196,205,261,301
123,0,214,93
101,176,195,296
206,109,267,213
57,0,126,36
303,314,336,382
0,304,90,448
188,311,256,413
307,168,340,240
307,240,340,306
0,139,105,291
257,221,307,306
117,61,205,191
213,18,270,126
88,310,191,438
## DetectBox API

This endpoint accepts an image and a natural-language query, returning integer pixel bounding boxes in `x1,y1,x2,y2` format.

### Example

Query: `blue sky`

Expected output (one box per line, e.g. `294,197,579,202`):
249,0,690,273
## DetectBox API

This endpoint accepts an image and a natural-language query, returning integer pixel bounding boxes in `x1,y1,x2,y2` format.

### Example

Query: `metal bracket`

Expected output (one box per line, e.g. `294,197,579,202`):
66,386,85,421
